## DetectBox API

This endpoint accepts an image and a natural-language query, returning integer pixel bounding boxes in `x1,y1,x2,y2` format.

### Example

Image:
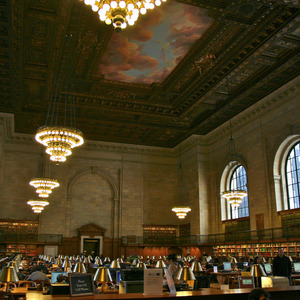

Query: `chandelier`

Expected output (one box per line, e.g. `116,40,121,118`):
29,178,59,198
222,120,247,209
36,126,84,162
172,145,191,219
83,0,167,31
172,206,191,219
35,34,84,162
29,152,59,198
27,199,49,214
222,190,247,208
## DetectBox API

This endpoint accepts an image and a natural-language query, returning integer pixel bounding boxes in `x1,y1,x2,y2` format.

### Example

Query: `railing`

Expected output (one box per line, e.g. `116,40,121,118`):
121,224,300,246
0,233,62,244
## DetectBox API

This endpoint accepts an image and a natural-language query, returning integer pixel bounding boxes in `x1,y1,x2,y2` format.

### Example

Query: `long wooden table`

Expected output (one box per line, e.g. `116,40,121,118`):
22,286,300,300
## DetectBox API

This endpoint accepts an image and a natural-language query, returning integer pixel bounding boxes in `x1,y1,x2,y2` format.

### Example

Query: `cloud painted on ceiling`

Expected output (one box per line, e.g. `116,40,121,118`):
97,2,214,84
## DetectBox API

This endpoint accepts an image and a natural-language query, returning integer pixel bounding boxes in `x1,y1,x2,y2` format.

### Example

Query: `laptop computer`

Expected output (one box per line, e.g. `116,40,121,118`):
293,262,300,274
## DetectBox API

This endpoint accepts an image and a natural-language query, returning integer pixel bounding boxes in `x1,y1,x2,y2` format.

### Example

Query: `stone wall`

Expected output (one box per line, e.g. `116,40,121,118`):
0,76,299,245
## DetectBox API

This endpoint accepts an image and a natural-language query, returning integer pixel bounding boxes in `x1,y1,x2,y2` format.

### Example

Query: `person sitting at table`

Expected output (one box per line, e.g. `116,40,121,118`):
254,256,267,275
34,262,49,273
166,253,180,281
55,274,68,284
27,270,50,285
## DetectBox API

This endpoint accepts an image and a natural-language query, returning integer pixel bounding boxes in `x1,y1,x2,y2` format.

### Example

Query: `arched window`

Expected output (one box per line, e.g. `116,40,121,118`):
230,165,249,219
286,142,300,209
273,136,300,212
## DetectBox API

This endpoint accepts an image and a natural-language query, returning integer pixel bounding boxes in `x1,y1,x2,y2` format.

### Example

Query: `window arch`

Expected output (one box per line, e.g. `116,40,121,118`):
285,141,300,209
220,162,249,220
230,165,249,219
273,135,300,211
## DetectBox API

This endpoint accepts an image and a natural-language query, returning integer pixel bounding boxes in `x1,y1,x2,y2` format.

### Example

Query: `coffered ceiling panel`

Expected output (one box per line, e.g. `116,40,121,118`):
0,0,299,147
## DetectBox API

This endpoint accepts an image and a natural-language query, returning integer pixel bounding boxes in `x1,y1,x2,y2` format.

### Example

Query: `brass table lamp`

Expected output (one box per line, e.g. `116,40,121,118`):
175,266,195,290
73,261,86,273
250,264,267,287
110,260,121,269
0,266,19,300
190,261,203,275
155,260,166,268
93,267,112,293
137,262,147,269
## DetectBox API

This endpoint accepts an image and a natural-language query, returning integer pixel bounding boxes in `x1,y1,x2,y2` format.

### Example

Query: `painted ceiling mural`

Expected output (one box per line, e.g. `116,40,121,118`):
97,1,214,84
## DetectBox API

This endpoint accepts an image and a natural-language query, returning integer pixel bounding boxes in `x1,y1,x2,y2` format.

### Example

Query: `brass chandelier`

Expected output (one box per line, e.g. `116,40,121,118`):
172,145,191,219
35,126,84,162
222,121,247,209
83,0,167,31
172,206,191,219
222,190,247,208
29,178,59,198
35,34,84,162
27,199,49,214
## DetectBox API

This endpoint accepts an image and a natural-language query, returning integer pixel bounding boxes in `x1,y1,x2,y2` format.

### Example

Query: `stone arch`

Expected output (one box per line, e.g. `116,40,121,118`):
273,134,300,211
65,167,120,239
67,167,119,200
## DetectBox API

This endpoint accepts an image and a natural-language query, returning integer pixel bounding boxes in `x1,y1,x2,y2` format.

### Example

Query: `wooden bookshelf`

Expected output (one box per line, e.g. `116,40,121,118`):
212,241,300,258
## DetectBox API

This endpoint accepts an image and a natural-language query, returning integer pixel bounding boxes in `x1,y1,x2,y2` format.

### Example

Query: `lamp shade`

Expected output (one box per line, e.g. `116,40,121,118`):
0,266,19,283
62,259,72,269
231,257,237,264
110,260,121,269
137,262,147,269
175,266,195,281
190,261,203,272
155,260,166,268
73,262,86,273
103,257,111,263
93,267,112,283
83,257,91,265
250,264,267,277
54,257,62,267
7,261,19,274
94,258,103,266
131,258,140,266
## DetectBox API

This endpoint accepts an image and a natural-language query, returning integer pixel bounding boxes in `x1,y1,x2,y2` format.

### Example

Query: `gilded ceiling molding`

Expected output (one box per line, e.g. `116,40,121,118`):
206,75,300,143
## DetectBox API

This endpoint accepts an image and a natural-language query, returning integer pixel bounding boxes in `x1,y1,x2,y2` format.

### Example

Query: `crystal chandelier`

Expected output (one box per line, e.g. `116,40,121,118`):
172,206,191,219
27,199,49,214
35,34,84,162
83,0,167,31
172,145,191,219
222,190,247,208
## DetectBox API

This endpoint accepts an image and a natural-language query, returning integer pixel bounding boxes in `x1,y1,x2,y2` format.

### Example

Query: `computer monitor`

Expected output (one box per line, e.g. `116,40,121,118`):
223,262,232,271
51,271,68,284
264,263,272,274
120,269,144,281
294,262,300,272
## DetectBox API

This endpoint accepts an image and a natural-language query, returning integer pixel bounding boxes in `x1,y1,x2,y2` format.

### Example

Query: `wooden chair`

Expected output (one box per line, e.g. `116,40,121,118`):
17,281,37,288
0,282,17,289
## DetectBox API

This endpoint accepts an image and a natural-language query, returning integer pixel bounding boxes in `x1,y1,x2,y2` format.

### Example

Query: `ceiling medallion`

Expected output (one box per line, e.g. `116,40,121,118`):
83,0,167,31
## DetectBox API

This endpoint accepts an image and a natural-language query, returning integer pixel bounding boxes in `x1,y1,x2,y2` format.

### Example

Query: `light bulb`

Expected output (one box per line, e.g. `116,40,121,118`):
111,1,117,8
119,1,126,8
